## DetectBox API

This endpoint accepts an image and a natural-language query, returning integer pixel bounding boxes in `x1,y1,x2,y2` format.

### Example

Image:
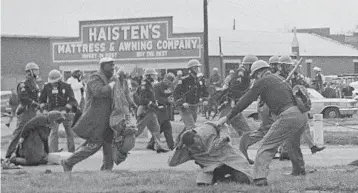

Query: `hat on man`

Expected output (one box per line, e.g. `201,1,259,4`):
48,69,62,83
177,70,183,76
99,57,114,65
187,59,202,68
229,70,235,74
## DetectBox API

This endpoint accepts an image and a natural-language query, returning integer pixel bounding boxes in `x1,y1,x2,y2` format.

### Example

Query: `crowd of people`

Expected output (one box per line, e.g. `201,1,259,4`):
2,54,352,187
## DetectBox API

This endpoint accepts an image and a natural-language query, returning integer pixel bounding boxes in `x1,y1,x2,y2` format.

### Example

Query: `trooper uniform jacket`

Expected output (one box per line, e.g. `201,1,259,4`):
39,81,77,112
227,67,251,101
133,79,156,107
173,74,208,107
154,81,174,123
17,78,40,107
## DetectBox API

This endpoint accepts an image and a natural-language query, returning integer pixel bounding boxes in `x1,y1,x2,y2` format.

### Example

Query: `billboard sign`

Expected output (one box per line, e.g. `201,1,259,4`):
53,17,203,63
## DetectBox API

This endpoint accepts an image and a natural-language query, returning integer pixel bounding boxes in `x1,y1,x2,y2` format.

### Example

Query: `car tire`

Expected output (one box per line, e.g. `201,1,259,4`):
323,107,340,119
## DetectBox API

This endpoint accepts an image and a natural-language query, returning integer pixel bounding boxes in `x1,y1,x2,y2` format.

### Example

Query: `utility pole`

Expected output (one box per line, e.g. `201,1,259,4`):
233,18,236,30
219,37,224,78
203,0,209,77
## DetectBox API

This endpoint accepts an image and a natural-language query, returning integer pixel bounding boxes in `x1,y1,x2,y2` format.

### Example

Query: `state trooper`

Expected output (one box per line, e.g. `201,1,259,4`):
173,59,208,130
217,60,308,186
133,69,169,153
219,55,258,136
39,69,77,152
147,73,176,150
277,56,325,160
5,62,41,160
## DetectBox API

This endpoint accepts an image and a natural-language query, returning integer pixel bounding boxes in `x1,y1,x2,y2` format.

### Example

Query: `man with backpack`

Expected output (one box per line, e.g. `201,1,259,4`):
217,60,308,186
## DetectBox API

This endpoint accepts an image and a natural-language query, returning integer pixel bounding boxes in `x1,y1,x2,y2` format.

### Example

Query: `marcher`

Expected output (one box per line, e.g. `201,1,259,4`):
209,68,221,87
9,111,65,166
67,69,85,110
61,57,117,172
133,69,169,153
218,55,258,136
173,59,208,130
5,89,19,128
110,69,138,165
217,60,308,186
168,122,252,186
222,70,235,89
147,73,176,150
4,62,41,160
39,70,77,153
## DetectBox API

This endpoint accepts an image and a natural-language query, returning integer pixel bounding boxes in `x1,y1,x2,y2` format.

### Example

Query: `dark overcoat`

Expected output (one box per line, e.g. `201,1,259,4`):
73,71,113,142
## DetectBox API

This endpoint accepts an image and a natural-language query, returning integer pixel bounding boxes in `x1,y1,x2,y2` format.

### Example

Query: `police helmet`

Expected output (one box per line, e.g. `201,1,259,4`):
242,55,258,65
48,69,62,83
143,69,158,75
187,59,202,68
250,60,271,77
269,56,280,64
278,55,294,65
25,62,39,71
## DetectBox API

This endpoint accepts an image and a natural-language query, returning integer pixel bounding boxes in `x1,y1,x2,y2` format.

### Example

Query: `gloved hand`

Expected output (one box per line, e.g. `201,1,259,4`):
203,101,208,106
109,81,116,89
182,103,189,109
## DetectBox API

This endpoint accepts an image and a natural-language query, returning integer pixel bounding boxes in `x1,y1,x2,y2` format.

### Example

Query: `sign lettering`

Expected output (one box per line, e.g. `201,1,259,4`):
53,17,203,62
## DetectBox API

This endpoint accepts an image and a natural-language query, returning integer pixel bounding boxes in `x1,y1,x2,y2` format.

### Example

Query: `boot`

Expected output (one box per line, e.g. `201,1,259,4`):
60,159,73,172
311,145,325,154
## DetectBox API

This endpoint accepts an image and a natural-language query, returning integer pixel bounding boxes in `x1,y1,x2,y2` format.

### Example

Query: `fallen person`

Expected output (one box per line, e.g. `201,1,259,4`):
168,122,252,186
7,111,65,166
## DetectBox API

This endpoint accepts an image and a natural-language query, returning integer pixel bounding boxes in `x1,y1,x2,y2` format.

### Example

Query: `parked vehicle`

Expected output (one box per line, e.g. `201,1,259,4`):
1,91,12,116
308,88,358,118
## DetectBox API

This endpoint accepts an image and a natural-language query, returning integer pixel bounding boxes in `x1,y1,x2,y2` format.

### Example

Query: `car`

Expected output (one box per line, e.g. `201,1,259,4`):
1,91,13,116
307,88,358,118
349,81,358,100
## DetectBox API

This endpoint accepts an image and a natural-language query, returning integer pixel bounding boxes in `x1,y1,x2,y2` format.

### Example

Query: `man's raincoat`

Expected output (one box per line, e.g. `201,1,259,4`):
168,122,253,184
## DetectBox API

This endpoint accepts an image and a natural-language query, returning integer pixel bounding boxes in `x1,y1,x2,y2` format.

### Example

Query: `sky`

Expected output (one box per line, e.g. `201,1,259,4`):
1,0,358,37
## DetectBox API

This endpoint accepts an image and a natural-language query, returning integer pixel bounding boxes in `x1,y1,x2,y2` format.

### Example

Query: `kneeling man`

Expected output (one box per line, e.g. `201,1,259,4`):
168,122,252,186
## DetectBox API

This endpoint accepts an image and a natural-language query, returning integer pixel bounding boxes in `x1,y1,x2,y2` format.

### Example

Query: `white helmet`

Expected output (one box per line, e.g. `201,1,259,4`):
48,69,62,83
187,59,202,68
250,60,270,77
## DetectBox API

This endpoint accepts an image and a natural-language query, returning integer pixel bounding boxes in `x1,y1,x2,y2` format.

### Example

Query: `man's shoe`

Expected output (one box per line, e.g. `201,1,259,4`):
253,178,268,186
5,123,10,128
60,159,72,172
156,148,169,153
311,146,325,154
146,145,155,151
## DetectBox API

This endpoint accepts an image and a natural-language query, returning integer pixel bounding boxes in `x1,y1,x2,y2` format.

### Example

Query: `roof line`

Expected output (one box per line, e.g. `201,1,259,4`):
311,33,358,51
1,34,77,39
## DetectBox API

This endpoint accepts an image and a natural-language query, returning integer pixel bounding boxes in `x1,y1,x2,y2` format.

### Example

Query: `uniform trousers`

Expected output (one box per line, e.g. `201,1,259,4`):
147,120,174,150
5,108,37,158
49,113,75,152
136,111,165,149
179,106,198,130
220,105,251,136
253,106,307,179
